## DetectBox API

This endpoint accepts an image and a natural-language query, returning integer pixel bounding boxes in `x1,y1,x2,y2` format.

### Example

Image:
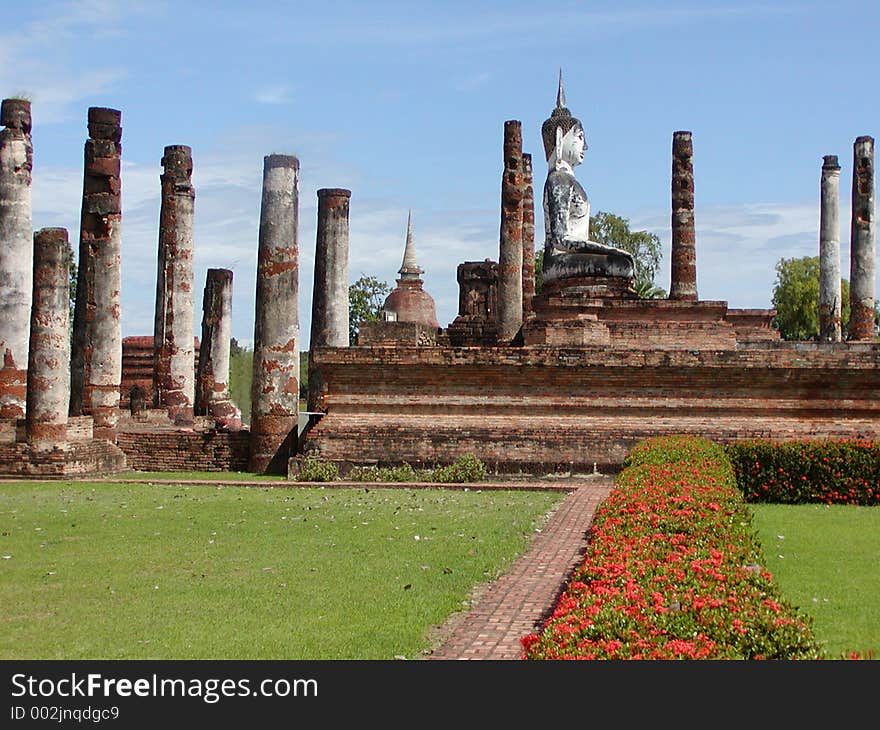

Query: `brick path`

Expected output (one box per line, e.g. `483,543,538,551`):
425,477,614,660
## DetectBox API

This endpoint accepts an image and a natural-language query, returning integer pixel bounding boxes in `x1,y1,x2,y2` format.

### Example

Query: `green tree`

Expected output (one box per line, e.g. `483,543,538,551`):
590,211,662,290
534,211,664,297
771,256,851,340
349,275,391,343
228,342,253,425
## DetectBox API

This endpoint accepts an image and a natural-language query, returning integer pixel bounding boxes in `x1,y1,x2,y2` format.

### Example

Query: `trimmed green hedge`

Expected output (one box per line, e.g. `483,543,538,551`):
726,440,880,506
522,435,820,660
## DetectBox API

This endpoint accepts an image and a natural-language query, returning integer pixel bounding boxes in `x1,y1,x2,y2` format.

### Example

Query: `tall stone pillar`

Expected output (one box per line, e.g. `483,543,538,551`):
0,98,33,419
670,131,698,301
69,107,122,442
819,155,842,342
308,188,350,413
196,268,240,429
249,154,300,474
521,152,535,318
153,145,195,426
497,120,524,343
310,189,351,348
26,228,71,450
848,136,876,341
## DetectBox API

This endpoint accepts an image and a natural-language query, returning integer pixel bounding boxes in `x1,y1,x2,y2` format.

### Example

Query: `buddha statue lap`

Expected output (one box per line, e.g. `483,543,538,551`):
540,73,635,288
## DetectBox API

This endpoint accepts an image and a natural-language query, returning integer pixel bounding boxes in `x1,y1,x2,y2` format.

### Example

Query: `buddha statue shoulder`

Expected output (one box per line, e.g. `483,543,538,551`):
541,72,635,285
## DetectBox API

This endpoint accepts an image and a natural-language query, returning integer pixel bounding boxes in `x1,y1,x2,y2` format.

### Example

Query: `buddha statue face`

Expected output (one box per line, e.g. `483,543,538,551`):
549,123,586,171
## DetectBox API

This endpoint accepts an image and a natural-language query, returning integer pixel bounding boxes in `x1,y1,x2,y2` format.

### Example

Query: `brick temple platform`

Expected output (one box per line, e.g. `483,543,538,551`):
303,340,880,474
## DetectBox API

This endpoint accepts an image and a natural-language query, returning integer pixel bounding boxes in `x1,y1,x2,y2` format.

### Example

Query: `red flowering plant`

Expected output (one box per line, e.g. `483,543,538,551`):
726,439,880,506
521,436,820,660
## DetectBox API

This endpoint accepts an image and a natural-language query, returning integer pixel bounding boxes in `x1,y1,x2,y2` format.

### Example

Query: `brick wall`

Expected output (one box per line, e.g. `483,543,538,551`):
0,440,127,478
116,430,250,472
303,343,880,473
121,335,199,407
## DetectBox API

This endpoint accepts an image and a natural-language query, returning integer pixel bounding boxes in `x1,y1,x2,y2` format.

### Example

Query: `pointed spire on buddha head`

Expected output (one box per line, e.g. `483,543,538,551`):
398,209,423,280
541,68,586,162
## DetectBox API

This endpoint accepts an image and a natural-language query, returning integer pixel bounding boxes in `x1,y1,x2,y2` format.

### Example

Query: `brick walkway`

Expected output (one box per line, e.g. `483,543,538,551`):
425,477,614,660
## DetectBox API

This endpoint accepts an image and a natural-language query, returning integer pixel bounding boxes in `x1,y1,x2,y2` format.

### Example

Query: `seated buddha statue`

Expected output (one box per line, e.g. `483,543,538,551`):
541,73,635,287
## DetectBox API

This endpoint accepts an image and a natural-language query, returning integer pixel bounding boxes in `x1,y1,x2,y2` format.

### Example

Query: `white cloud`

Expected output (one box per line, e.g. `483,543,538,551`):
254,85,293,105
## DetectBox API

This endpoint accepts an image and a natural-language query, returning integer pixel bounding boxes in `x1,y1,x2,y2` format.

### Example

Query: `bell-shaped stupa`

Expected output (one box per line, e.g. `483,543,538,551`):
382,211,439,328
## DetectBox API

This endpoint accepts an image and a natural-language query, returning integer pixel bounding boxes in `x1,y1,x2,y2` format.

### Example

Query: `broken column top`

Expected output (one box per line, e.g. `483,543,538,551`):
35,227,69,244
317,188,351,199
207,267,233,283
264,154,299,170
87,107,121,141
162,145,193,177
673,131,693,153
1,98,31,133
823,155,841,170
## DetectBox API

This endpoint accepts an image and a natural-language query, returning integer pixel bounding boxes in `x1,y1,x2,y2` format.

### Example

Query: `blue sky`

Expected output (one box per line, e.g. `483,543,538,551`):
4,1,878,348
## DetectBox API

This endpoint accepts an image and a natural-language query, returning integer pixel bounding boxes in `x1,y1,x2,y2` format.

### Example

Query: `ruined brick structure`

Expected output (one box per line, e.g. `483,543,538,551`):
196,268,241,430
26,229,72,449
303,341,880,474
69,107,123,443
521,153,535,319
669,131,698,301
497,120,524,343
819,155,843,342
121,336,198,409
446,260,499,346
0,99,33,420
380,211,439,330
249,154,300,474
3,93,876,481
0,226,126,478
848,136,875,341
301,122,880,476
307,187,350,413
153,145,196,426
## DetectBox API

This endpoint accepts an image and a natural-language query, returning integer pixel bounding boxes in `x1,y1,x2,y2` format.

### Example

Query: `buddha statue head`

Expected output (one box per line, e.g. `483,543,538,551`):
541,70,587,172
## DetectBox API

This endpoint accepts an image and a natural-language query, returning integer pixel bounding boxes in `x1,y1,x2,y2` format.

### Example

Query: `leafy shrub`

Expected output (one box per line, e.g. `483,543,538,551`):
432,454,487,484
296,456,339,483
348,463,422,483
522,435,820,660
623,434,728,469
726,439,880,506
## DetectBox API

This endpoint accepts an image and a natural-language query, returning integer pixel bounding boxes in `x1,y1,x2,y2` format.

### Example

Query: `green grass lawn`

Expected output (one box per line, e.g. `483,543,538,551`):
0,481,562,660
750,503,880,659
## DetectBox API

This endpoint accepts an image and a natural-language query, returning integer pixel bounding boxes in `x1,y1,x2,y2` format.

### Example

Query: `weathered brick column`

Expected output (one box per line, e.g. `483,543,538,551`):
26,228,71,450
521,152,535,318
497,120,523,343
153,145,195,426
249,154,300,473
819,155,842,342
310,188,350,348
308,188,351,412
69,107,122,442
196,268,240,430
0,99,33,419
848,136,876,341
670,131,698,301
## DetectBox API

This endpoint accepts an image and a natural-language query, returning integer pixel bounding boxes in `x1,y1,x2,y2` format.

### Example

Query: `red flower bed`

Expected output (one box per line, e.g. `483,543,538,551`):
726,439,880,506
521,436,819,660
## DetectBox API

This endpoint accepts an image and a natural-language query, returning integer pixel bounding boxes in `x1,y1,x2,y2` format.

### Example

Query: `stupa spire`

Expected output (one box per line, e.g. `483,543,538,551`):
398,209,423,279
557,68,566,109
